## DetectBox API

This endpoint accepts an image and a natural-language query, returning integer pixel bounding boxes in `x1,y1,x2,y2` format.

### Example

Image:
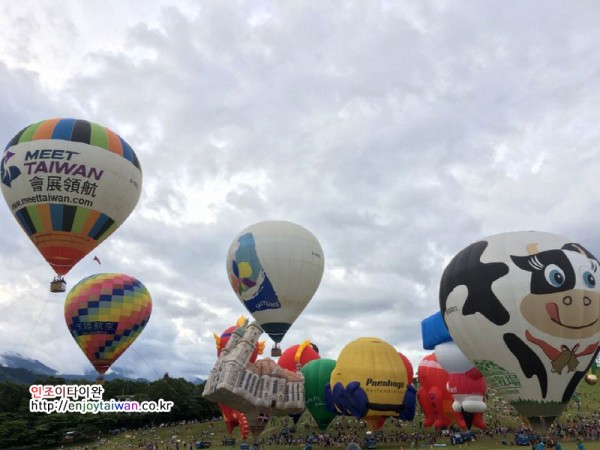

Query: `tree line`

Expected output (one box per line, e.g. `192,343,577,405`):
0,374,220,448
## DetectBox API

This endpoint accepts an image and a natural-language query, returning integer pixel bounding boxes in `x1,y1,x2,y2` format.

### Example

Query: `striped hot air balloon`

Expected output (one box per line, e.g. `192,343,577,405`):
1,118,142,291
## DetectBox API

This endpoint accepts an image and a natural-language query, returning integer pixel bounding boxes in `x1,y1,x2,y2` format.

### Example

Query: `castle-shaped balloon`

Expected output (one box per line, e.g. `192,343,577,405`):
203,320,305,416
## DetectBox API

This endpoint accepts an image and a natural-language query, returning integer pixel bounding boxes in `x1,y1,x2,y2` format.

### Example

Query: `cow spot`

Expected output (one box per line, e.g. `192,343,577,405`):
520,290,600,339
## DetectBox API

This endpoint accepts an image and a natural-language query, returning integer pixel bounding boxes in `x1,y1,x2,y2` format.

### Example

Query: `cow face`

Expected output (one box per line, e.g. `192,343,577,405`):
511,247,600,339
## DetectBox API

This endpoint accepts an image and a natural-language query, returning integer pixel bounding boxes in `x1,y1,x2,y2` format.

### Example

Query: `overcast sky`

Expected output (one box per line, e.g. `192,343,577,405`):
0,1,599,381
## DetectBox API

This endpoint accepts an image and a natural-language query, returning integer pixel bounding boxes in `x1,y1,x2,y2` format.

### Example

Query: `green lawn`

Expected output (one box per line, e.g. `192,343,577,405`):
58,382,600,450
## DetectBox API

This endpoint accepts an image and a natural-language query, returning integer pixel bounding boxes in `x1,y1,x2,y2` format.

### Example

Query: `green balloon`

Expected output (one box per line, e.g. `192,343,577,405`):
301,358,337,431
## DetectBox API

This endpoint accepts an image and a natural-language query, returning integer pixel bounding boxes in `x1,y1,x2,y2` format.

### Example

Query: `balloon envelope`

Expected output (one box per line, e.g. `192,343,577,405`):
1,118,142,276
328,337,408,420
440,231,600,431
399,352,414,385
216,322,262,363
226,221,324,343
417,353,459,429
435,341,474,374
64,273,152,374
302,358,337,431
278,341,320,372
219,403,249,440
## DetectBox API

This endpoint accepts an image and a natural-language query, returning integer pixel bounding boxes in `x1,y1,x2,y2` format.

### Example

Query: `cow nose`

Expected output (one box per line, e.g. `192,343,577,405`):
563,295,592,306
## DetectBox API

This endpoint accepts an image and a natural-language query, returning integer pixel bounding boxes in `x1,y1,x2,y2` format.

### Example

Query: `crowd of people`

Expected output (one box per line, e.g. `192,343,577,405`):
54,400,600,450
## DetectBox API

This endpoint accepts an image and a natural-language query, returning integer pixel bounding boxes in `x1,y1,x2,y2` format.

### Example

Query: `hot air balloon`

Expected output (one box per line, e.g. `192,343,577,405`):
421,312,486,429
219,403,249,441
214,316,265,362
440,231,600,432
226,221,324,356
417,353,466,429
64,273,151,380
399,352,414,385
278,341,321,372
203,321,305,441
324,337,415,431
435,342,487,424
278,341,320,424
1,118,142,292
302,358,337,431
212,317,264,442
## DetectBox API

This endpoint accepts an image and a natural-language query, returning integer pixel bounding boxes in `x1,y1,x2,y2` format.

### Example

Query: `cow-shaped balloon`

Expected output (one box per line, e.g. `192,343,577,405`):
440,231,600,432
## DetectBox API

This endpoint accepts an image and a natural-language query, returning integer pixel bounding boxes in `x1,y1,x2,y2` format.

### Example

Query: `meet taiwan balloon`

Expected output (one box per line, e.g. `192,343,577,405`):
440,231,600,432
64,273,152,379
226,220,324,355
1,118,142,291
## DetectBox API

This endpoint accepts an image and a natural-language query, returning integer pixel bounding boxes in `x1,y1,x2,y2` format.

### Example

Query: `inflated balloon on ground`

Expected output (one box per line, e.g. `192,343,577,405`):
417,353,464,429
302,358,337,431
440,231,600,432
278,341,320,372
325,337,415,429
212,317,261,441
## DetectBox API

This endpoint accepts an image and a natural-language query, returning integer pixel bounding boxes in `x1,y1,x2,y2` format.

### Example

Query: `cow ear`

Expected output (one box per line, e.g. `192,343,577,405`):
510,254,536,272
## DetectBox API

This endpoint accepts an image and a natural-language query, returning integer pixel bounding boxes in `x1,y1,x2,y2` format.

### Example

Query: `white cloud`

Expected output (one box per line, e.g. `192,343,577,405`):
0,1,599,383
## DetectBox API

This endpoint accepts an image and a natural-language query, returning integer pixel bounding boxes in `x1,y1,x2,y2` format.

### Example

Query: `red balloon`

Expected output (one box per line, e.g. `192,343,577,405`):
447,370,487,430
417,353,466,429
219,403,249,440
399,352,414,385
277,341,320,372
365,416,387,432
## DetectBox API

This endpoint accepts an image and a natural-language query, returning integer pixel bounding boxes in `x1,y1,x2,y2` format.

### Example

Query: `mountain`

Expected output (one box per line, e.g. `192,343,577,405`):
188,376,206,385
0,352,149,384
0,352,204,384
0,365,54,384
0,352,57,376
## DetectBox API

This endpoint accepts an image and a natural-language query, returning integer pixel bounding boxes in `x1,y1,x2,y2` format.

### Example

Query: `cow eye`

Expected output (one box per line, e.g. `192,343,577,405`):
544,264,565,287
583,271,596,288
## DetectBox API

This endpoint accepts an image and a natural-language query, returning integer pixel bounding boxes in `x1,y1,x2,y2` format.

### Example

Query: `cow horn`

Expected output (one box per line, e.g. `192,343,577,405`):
526,243,539,255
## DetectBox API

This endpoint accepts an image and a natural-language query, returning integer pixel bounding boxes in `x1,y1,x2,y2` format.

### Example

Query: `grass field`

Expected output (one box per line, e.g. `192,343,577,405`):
56,382,599,450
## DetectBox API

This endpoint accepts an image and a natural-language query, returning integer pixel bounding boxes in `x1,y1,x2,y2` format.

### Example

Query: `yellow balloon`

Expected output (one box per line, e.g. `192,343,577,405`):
330,337,408,418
